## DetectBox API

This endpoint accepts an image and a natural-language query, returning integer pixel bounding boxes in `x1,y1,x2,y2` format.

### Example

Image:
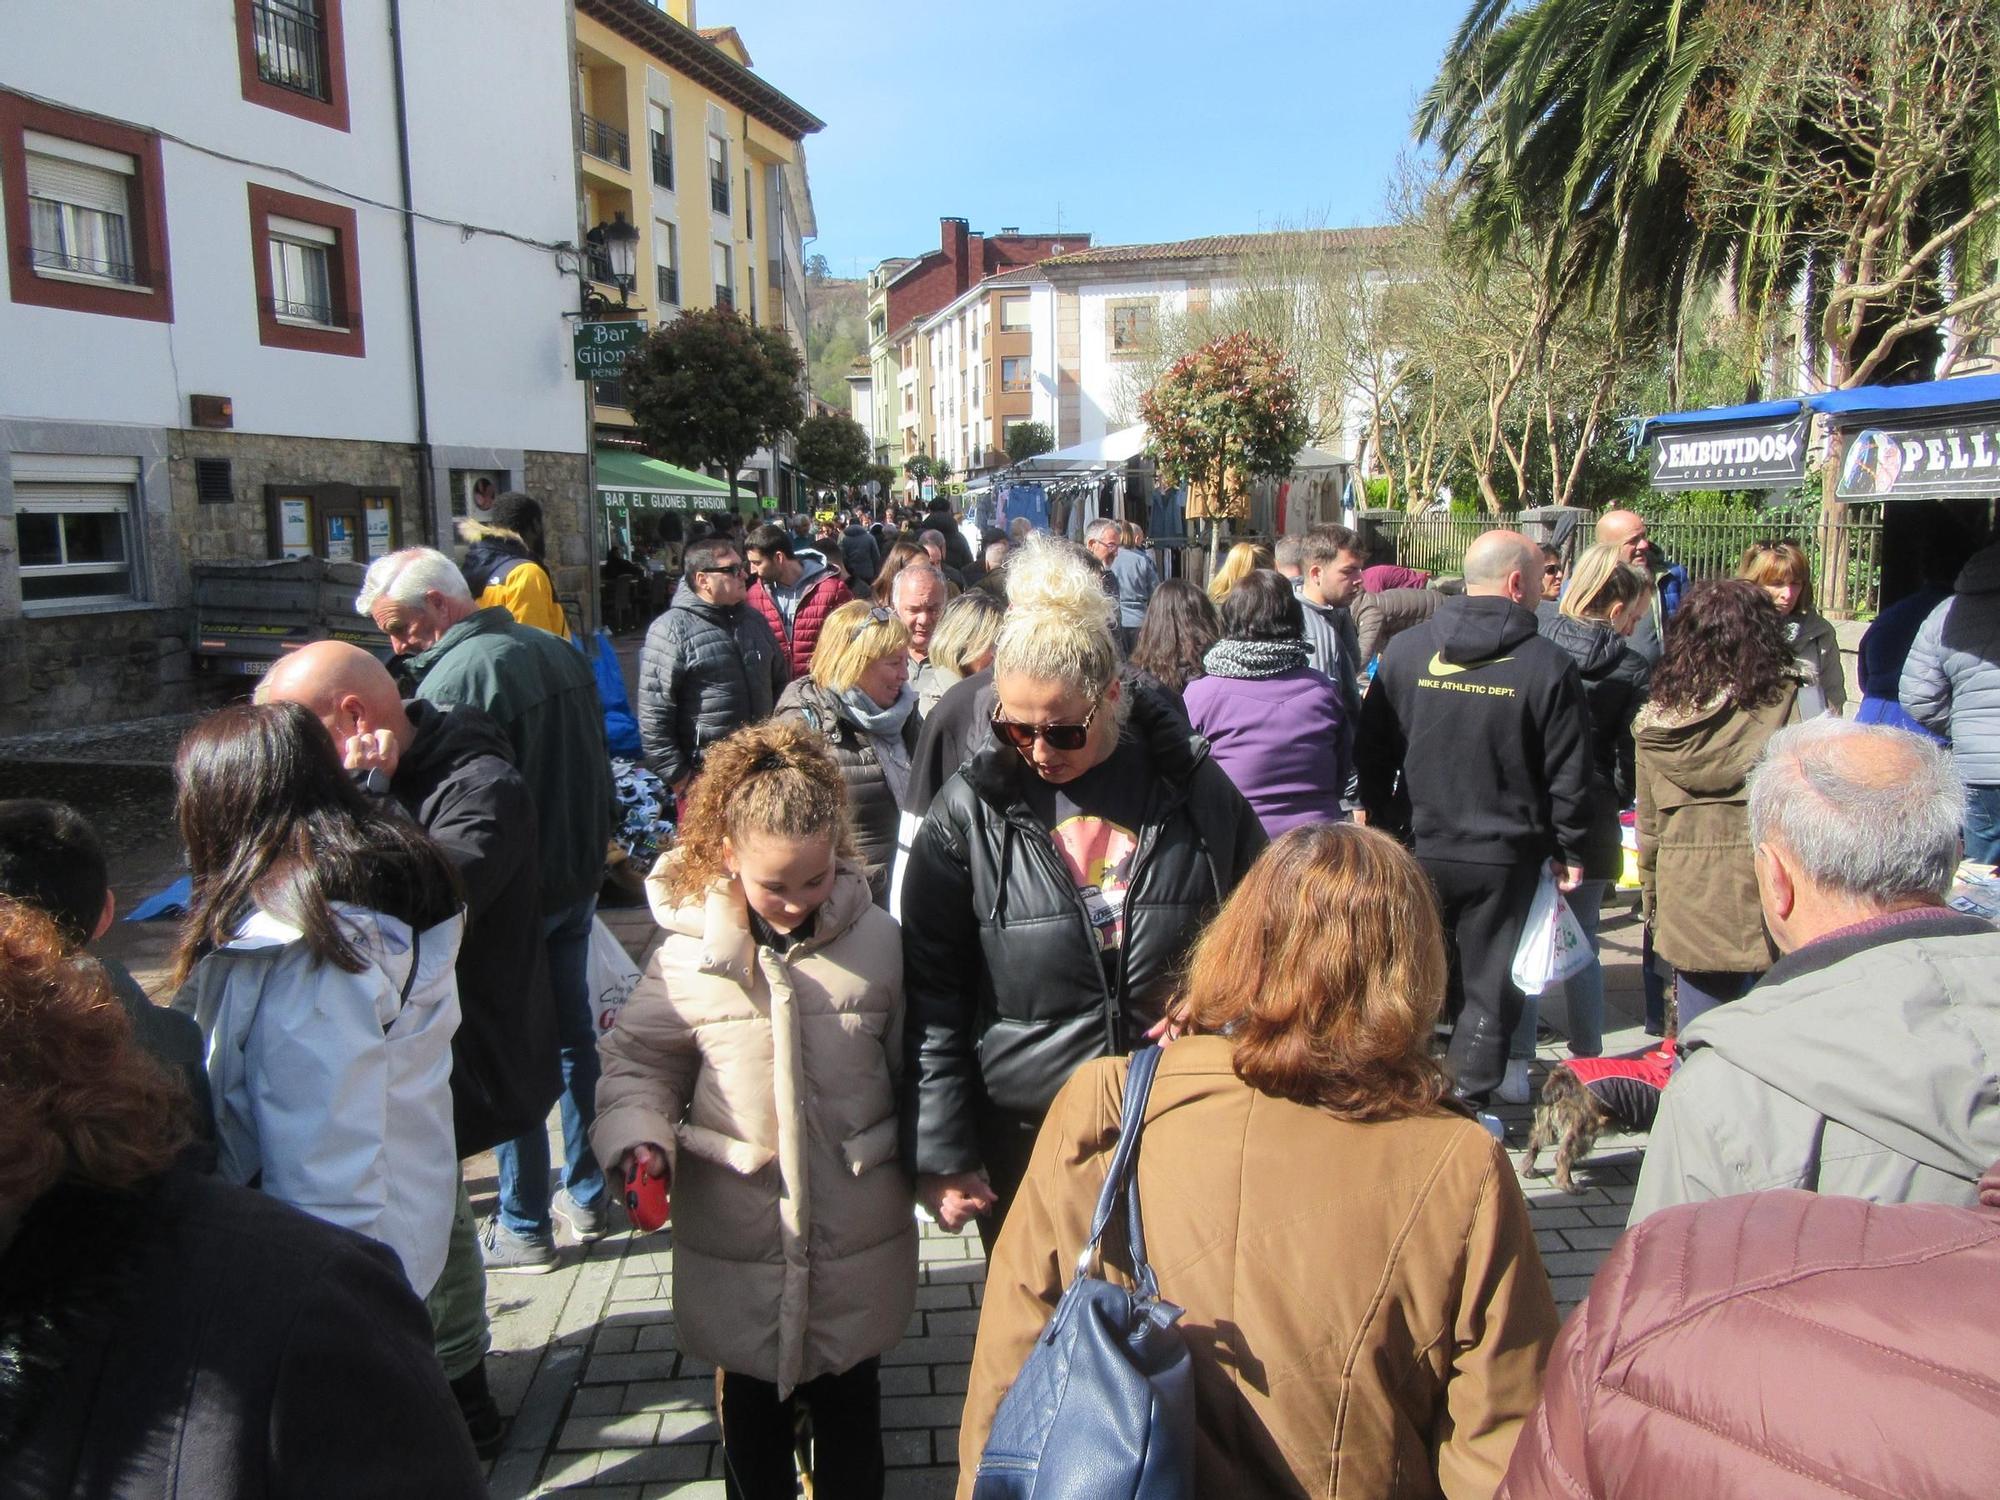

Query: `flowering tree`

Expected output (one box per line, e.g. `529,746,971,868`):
1140,333,1310,558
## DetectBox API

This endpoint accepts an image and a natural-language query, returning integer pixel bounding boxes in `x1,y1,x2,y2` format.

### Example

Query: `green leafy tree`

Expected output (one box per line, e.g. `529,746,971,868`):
1004,420,1055,464
903,453,934,481
625,307,805,509
794,411,873,488
1140,333,1311,561
933,458,955,484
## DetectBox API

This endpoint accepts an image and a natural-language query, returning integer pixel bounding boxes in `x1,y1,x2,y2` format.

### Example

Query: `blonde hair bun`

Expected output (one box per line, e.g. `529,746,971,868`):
992,534,1121,704
1000,534,1117,630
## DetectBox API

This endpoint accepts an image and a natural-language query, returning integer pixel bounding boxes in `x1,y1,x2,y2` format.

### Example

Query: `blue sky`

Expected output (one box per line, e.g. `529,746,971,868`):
713,0,1467,277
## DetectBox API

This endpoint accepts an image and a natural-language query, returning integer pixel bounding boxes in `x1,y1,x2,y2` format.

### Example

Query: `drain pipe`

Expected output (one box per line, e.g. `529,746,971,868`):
387,0,437,548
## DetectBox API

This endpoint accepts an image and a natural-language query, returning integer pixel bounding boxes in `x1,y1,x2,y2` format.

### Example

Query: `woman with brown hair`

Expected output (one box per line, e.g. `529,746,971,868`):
0,900,486,1496
870,539,929,606
1635,578,1809,1026
1126,577,1221,703
960,824,1558,1498
1738,539,1845,714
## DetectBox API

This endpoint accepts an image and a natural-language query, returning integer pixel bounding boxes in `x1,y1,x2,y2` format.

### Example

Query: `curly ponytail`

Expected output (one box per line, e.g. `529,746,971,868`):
665,720,859,905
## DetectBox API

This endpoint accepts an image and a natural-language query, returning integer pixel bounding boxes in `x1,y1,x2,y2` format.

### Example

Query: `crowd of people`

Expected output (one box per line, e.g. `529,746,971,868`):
3,489,1999,1499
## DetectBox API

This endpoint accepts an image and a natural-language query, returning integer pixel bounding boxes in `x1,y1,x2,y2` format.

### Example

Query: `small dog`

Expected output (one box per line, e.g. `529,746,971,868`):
1522,1041,1679,1193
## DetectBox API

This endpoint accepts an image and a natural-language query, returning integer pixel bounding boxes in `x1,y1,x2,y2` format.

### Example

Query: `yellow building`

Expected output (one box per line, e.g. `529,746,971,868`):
574,0,821,501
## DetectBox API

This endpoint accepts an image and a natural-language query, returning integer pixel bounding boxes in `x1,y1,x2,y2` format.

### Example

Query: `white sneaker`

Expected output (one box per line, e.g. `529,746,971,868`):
1497,1059,1533,1106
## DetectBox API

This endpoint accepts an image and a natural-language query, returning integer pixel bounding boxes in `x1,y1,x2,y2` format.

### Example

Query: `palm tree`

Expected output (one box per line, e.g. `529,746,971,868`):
1419,0,2000,391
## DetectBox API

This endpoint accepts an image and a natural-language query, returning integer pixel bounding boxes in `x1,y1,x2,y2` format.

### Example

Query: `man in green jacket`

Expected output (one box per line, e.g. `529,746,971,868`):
359,547,614,1272
1632,719,2000,1223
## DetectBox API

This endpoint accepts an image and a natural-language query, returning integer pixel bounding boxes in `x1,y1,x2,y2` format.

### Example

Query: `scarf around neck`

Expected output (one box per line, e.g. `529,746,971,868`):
840,683,917,737
1203,638,1310,680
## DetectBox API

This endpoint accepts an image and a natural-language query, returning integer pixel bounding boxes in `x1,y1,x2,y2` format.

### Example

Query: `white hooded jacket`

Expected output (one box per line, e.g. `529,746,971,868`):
178,902,465,1295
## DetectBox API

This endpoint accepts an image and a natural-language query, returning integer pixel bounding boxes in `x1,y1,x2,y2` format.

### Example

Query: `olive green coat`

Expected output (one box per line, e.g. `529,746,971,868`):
1634,680,1804,974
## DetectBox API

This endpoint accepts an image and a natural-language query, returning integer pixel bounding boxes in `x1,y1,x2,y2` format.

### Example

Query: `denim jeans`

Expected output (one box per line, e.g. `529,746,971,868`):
1965,784,2000,865
1642,923,1670,1034
1675,968,1760,1031
1510,879,1609,1060
494,894,606,1236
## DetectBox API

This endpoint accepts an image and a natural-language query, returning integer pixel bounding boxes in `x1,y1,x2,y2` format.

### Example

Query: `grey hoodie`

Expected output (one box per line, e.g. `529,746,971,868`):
1632,908,2000,1224
1901,542,2000,783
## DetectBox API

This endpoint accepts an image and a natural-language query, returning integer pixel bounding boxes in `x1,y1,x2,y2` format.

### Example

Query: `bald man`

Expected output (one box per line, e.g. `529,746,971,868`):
262,643,559,1452
1357,529,1593,1117
1596,508,1687,664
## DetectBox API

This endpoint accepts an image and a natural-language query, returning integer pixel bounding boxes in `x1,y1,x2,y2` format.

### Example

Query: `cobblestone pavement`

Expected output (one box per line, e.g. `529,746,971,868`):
473,898,1653,1499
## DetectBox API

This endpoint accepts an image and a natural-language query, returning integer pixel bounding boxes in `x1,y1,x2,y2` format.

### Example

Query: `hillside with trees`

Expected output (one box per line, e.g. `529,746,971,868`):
804,256,869,408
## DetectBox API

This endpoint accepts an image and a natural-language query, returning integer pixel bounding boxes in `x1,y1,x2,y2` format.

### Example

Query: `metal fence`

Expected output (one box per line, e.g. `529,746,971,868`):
1365,507,1885,617
1159,506,1886,615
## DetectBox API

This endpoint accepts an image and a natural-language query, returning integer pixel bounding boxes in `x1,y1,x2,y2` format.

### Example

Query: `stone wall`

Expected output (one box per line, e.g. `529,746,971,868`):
0,605,215,733
168,432,424,566
525,448,597,633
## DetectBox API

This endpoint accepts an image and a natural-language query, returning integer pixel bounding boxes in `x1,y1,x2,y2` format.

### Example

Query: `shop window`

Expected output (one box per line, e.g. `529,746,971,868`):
248,183,362,356
1001,356,1030,393
266,484,396,561
235,0,350,131
11,454,140,607
999,297,1030,331
1108,301,1155,358
1,92,173,322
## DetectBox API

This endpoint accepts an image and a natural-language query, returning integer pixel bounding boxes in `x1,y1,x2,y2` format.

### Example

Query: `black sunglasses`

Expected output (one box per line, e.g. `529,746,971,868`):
991,696,1103,753
699,563,745,578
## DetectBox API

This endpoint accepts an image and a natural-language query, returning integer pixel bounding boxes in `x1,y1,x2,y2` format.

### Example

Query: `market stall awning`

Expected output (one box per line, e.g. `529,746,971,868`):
1640,375,2000,500
1009,424,1152,477
595,448,736,512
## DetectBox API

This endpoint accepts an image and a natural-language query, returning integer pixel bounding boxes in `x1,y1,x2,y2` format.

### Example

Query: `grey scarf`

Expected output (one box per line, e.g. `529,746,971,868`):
1203,638,1310,680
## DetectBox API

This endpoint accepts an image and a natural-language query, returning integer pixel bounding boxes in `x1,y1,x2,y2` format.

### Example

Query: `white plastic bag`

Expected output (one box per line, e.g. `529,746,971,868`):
1510,867,1594,995
586,915,642,1039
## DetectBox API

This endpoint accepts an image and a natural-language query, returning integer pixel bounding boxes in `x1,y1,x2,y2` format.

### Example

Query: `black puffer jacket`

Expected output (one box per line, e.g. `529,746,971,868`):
775,676,918,905
390,699,561,1155
840,525,882,587
637,583,787,783
1539,614,1651,881
900,690,1267,1176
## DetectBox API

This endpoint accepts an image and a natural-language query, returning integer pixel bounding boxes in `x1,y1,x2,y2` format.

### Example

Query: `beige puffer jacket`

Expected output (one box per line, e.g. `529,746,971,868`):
590,855,917,1395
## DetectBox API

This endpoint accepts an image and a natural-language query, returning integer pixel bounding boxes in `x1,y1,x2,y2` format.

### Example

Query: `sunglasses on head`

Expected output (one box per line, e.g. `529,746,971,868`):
991,695,1104,753
848,605,897,640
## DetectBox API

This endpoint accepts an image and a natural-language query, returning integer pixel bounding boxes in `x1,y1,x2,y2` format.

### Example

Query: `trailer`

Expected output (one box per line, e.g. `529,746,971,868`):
190,557,391,678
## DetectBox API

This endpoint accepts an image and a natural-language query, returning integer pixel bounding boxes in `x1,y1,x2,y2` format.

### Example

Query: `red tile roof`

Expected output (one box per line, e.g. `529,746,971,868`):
1041,227,1399,266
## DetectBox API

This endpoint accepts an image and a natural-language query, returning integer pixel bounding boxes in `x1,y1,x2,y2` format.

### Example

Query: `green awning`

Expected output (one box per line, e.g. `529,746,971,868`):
595,449,737,512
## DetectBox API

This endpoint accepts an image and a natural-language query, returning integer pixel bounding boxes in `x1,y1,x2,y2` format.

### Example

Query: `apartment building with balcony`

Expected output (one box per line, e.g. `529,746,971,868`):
863,217,1085,473
573,0,821,504
913,267,1056,481
0,0,585,731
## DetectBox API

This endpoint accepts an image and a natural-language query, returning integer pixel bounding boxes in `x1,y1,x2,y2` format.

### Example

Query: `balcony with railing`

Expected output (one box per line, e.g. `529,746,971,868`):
656,265,679,305
252,0,329,100
650,142,673,191
581,113,630,170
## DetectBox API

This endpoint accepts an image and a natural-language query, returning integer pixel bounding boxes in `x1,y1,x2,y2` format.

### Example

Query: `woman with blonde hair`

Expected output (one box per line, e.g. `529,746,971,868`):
1516,543,1653,1077
592,720,914,1500
919,589,1004,717
1206,539,1274,605
775,600,919,904
960,825,1559,1497
1739,539,1844,714
900,534,1265,1247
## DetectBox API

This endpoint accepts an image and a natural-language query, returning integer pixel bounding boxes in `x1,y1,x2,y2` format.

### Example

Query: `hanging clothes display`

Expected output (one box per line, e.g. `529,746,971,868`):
1150,484,1185,543
999,482,1049,533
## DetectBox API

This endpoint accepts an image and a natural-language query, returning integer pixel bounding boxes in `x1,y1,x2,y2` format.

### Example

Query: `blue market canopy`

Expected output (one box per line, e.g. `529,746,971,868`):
1639,374,2000,444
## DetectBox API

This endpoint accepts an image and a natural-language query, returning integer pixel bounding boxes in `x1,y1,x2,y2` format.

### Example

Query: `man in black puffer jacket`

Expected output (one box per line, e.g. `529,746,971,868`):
637,536,787,791
900,684,1265,1244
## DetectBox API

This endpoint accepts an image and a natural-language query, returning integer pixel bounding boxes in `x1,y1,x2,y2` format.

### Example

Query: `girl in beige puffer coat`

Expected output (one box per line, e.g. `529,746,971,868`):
590,720,916,1500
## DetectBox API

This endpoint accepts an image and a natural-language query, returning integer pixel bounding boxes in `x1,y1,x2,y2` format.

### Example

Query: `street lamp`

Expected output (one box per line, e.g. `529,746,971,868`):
585,211,641,312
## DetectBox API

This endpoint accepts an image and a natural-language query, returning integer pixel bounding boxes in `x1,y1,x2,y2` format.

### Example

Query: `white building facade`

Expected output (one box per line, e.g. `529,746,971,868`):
0,0,587,730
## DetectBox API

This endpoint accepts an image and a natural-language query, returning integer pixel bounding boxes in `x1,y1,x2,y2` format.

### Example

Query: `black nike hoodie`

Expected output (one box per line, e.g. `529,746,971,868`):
1357,593,1595,865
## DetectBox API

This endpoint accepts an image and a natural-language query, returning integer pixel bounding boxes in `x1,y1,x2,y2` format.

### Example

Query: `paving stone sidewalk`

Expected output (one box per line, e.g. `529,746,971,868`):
475,898,1654,1499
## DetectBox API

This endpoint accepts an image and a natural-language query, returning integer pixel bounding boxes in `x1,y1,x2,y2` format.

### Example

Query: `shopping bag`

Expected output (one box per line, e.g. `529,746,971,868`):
586,916,642,1038
1510,867,1594,996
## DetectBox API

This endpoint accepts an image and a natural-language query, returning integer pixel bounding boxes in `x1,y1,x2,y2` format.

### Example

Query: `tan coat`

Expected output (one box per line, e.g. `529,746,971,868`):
960,1038,1559,1499
590,856,917,1395
1633,681,1804,974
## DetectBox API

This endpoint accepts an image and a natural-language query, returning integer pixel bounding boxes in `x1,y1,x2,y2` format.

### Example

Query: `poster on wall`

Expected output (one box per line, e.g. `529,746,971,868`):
363,497,392,555
326,515,355,562
1836,417,2000,500
278,496,313,559
1649,414,1810,491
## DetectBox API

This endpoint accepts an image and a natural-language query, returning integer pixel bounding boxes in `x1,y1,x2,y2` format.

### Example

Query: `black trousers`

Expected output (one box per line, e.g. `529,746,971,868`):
1420,856,1542,1103
717,1358,884,1500
973,1110,1045,1257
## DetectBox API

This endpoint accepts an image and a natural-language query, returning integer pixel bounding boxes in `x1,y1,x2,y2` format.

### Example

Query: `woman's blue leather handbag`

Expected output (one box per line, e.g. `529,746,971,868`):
972,1045,1195,1498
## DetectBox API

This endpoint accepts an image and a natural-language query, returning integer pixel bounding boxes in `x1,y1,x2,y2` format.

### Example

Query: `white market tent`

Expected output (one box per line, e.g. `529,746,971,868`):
1005,424,1351,480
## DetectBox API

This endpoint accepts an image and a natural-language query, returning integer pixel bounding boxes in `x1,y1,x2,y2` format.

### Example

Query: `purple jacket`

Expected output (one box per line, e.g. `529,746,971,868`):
1183,666,1348,838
